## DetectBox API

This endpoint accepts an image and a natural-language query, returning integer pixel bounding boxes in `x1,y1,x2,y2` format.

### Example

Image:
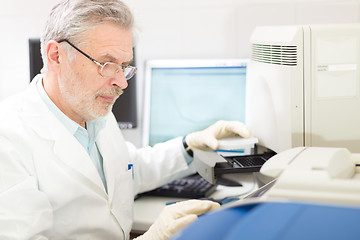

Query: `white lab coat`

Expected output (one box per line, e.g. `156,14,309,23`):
0,77,194,240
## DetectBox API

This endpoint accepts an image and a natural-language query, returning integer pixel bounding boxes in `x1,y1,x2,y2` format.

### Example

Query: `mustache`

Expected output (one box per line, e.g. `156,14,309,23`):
96,87,124,98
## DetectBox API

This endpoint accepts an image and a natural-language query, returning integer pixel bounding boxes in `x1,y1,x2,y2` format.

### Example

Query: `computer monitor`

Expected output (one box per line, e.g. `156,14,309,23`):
29,38,43,81
28,38,137,129
142,59,248,147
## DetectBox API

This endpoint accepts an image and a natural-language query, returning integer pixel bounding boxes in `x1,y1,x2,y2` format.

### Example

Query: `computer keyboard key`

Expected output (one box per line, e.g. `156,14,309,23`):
140,174,217,199
233,155,266,168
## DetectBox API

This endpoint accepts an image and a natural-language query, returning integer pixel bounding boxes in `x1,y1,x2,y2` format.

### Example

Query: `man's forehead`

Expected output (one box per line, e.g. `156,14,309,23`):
85,23,132,49
84,24,133,62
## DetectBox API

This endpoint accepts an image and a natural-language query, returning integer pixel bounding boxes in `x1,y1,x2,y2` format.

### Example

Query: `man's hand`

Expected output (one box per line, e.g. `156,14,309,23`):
185,120,252,150
135,199,220,240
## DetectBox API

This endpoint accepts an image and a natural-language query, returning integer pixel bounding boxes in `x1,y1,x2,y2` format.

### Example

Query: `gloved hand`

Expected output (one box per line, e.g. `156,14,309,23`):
185,120,252,150
134,199,220,240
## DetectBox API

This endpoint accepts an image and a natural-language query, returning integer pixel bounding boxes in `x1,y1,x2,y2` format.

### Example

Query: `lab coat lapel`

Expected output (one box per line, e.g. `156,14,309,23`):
96,128,128,202
52,129,107,197
22,86,107,198
96,130,117,201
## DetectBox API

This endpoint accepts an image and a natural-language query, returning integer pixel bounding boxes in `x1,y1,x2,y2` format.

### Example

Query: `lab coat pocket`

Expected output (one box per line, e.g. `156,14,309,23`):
111,170,134,237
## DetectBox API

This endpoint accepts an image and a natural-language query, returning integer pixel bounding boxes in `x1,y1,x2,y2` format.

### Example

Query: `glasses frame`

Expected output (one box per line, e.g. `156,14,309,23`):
58,39,136,80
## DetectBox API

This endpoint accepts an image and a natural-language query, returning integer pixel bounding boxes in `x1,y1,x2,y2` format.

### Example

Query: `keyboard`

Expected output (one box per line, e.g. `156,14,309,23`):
214,151,277,174
232,155,267,167
140,174,217,199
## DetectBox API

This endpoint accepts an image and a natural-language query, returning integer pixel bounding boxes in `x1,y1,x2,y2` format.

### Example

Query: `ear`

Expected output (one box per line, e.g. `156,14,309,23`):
46,40,62,73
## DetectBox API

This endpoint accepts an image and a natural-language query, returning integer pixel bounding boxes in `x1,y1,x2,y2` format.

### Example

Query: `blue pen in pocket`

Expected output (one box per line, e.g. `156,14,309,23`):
128,164,134,179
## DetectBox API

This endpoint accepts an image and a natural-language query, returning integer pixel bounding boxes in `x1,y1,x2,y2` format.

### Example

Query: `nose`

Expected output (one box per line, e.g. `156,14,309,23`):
111,72,128,89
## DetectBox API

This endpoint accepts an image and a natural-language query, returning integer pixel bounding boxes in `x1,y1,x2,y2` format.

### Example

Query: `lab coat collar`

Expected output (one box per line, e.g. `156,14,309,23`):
20,79,108,199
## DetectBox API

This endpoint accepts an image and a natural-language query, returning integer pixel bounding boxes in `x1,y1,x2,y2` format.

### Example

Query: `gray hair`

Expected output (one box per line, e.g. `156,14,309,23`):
40,0,134,74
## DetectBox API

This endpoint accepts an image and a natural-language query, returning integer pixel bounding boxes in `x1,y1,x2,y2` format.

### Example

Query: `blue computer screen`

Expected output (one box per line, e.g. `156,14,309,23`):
146,62,247,146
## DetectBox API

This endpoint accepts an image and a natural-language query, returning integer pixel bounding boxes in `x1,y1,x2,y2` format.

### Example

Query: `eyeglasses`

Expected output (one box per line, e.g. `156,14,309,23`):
58,39,137,80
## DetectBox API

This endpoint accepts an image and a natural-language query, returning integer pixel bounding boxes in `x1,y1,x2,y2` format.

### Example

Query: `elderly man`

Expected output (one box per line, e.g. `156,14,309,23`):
0,0,251,239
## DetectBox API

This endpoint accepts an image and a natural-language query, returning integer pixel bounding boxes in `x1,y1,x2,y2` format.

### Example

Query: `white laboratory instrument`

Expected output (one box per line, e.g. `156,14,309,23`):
246,24,360,153
260,147,360,206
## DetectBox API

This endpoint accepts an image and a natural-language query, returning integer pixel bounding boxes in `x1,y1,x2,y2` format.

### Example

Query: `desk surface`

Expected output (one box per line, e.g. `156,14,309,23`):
132,173,258,233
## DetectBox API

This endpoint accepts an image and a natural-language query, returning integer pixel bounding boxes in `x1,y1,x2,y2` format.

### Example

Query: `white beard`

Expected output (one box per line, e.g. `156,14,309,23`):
58,68,123,122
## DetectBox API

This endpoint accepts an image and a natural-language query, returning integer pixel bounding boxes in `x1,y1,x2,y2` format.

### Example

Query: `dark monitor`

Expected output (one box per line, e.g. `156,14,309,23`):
28,38,137,129
29,38,43,80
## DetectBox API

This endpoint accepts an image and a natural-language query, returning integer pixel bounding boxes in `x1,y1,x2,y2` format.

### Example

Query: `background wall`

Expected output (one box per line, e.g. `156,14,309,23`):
0,0,359,147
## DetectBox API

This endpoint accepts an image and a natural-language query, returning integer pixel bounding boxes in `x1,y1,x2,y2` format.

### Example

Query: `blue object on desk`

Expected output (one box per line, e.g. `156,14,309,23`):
171,201,360,240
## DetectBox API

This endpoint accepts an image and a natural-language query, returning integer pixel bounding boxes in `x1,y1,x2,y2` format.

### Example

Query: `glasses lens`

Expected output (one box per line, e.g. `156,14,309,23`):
100,62,137,80
100,62,119,78
124,66,137,80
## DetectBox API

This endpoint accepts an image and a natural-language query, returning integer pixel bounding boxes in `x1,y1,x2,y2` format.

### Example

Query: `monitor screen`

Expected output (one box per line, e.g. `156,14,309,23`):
142,59,248,146
28,38,137,129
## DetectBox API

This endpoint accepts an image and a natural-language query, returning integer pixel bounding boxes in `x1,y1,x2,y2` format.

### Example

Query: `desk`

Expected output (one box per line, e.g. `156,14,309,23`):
132,172,259,233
